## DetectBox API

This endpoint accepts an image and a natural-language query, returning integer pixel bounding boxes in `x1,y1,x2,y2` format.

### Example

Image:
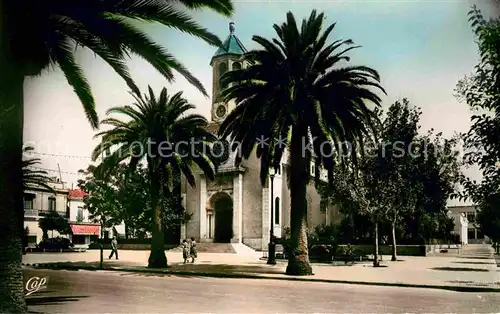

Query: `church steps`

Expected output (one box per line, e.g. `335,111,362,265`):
231,243,261,257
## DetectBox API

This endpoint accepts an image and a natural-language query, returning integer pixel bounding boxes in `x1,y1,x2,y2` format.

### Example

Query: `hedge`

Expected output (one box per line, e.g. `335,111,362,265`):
88,242,178,250
337,244,425,256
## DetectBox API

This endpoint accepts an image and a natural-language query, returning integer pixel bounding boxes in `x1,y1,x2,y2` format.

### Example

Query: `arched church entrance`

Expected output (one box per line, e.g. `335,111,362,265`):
208,192,233,243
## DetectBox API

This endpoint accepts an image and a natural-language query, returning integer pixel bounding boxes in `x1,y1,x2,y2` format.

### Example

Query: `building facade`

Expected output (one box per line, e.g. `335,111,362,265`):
180,23,341,250
24,181,125,249
67,189,100,250
448,205,488,244
23,177,69,247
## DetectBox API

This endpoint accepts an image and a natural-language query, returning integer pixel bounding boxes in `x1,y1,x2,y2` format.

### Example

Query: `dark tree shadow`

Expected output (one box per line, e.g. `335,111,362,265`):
27,295,89,306
446,280,492,287
35,261,139,270
364,265,389,268
120,263,285,277
454,256,494,260
453,261,496,265
432,267,490,272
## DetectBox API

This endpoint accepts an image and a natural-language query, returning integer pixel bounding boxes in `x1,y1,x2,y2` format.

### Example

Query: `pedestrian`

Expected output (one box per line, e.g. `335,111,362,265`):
109,236,118,260
182,239,190,264
190,237,197,263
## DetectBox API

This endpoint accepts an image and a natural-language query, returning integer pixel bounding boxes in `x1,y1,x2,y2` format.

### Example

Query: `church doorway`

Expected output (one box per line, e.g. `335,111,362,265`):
209,192,233,243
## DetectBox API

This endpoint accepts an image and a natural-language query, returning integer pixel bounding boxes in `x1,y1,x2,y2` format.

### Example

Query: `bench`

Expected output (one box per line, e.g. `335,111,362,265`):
261,244,286,259
275,244,285,259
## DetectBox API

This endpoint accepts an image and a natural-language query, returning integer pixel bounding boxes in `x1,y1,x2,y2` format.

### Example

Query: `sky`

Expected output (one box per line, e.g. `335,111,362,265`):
23,0,491,204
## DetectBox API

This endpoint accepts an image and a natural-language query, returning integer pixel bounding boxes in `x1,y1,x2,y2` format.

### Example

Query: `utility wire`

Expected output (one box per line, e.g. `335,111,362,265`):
24,151,92,159
29,166,83,176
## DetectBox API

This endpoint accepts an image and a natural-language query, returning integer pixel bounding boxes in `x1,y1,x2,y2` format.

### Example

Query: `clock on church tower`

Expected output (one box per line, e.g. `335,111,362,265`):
214,103,227,119
209,22,248,123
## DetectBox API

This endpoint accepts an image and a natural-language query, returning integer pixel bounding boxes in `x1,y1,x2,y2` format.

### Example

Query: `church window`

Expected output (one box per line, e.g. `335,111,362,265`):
274,197,280,225
219,62,228,90
232,62,241,71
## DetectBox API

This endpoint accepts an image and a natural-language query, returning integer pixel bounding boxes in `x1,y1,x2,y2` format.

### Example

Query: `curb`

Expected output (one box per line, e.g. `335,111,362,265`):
23,263,500,293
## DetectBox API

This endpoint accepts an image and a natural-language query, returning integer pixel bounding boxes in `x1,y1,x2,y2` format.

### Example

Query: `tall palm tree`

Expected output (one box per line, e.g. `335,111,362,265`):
218,11,385,275
92,86,216,268
0,1,233,311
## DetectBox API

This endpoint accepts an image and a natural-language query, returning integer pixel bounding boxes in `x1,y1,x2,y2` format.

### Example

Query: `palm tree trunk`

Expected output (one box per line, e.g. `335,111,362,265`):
285,127,313,276
391,221,397,261
0,17,27,311
373,221,380,267
147,168,167,268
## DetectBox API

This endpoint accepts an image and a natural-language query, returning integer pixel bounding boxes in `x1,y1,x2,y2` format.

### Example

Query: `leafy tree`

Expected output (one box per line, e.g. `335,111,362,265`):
78,162,185,241
474,185,500,253
372,99,421,261
319,100,462,260
316,141,389,267
358,152,398,267
38,211,71,240
77,165,123,234
411,131,462,243
92,87,216,268
116,166,153,239
337,212,373,244
218,10,385,275
461,172,500,251
373,100,461,258
1,1,234,311
454,6,500,250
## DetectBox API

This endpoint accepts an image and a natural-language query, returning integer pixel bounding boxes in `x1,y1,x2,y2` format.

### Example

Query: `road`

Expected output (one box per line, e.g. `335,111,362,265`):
24,268,500,313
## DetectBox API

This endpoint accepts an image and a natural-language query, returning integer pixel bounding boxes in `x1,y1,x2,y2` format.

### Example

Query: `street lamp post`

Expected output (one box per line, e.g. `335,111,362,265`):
267,168,276,265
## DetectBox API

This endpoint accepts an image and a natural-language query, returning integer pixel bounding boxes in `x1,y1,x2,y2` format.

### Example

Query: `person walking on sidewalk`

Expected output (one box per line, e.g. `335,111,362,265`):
109,236,119,260
189,237,197,263
182,239,190,264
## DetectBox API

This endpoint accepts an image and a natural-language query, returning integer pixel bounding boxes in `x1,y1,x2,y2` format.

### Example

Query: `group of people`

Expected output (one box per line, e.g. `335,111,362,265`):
182,237,197,264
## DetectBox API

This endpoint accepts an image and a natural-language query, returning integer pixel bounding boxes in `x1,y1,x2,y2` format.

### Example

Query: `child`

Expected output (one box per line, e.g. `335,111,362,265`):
182,239,190,264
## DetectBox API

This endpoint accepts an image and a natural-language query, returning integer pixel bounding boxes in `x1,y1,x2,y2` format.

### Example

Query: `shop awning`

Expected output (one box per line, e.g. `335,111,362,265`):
71,224,100,235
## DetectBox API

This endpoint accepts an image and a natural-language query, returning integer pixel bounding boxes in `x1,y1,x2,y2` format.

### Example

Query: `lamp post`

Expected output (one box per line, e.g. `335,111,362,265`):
267,168,276,265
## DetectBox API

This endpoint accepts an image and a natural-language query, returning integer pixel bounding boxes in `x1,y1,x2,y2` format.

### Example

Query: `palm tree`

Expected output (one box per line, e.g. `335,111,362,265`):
92,86,216,268
218,11,385,275
0,1,233,311
21,146,55,254
22,146,55,192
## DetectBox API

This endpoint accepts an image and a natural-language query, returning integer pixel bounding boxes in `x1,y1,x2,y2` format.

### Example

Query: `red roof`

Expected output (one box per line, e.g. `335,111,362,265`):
71,224,100,235
68,189,88,199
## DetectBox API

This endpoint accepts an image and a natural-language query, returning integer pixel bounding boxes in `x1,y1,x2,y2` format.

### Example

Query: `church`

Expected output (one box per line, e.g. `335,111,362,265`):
179,23,340,251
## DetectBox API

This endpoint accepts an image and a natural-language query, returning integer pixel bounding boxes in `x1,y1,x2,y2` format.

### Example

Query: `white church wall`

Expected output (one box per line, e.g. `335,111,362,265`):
240,149,265,250
184,173,201,240
272,168,283,238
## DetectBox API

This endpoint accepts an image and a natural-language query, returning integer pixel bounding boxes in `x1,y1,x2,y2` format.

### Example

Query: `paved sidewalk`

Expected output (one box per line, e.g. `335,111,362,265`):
23,245,500,292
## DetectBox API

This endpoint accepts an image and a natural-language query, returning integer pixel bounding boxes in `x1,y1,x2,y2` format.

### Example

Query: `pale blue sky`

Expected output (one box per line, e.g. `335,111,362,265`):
24,1,488,204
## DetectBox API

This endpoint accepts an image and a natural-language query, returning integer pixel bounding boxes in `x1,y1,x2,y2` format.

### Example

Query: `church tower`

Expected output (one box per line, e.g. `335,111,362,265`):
209,22,247,123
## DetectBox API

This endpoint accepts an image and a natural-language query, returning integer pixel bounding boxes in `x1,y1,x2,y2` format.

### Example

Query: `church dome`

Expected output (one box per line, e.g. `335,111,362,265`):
210,22,247,64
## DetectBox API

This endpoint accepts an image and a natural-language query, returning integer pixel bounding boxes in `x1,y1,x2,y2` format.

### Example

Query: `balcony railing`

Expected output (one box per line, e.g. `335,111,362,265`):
24,209,69,219
24,209,39,217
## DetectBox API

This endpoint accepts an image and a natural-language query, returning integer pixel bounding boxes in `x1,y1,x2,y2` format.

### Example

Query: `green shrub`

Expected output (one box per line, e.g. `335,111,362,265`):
309,244,337,262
